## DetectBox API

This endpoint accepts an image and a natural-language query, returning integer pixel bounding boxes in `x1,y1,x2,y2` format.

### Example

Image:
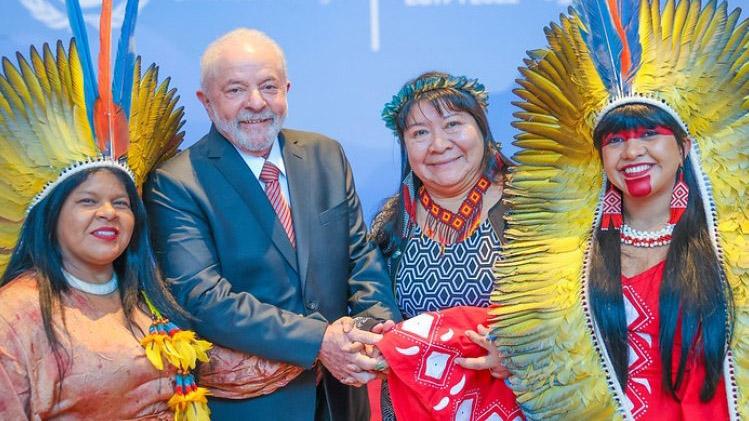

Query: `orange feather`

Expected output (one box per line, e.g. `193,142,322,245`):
94,0,112,153
93,0,128,158
606,0,632,77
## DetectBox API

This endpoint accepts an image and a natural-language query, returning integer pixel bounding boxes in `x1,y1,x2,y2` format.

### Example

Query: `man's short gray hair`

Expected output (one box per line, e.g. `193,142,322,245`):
200,28,287,90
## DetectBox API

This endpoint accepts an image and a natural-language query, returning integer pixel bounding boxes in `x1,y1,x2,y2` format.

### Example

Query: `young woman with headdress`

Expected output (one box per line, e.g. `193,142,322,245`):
492,0,748,419
0,2,301,419
369,71,523,420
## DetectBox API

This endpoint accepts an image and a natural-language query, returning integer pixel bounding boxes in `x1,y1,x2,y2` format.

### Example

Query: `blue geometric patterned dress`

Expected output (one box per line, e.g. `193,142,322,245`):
395,219,501,319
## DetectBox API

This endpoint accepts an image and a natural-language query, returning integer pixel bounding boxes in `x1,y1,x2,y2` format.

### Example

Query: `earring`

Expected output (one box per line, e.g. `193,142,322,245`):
401,171,417,234
495,150,504,172
601,182,623,231
669,166,689,225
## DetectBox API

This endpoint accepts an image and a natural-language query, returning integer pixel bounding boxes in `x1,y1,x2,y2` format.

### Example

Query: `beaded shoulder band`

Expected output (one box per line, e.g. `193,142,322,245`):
381,74,488,134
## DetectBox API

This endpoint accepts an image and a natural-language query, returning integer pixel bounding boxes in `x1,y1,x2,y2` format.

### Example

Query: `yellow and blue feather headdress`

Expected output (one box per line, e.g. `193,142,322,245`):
0,2,214,420
491,0,749,419
0,0,184,270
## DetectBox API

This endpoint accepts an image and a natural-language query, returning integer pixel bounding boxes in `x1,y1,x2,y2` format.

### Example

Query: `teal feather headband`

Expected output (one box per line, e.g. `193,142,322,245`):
381,75,488,134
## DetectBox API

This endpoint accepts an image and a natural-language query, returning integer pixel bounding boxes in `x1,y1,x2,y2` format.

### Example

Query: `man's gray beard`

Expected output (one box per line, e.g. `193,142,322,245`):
209,108,285,154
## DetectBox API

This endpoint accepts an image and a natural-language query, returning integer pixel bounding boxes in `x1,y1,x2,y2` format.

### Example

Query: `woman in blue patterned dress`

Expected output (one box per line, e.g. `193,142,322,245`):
370,71,518,420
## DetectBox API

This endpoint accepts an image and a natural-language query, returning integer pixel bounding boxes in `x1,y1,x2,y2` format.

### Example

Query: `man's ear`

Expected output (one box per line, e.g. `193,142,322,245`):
196,90,209,109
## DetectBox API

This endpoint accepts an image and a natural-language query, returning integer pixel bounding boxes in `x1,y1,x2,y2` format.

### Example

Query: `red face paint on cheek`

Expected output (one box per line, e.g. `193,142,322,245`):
624,175,652,197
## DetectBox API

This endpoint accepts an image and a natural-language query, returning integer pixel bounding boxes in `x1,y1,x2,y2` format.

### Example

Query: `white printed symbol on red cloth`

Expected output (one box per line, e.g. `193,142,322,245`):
456,398,475,421
425,351,451,379
401,312,435,339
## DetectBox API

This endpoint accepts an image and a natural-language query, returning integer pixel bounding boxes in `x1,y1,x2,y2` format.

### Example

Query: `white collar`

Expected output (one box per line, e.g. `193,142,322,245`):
232,136,287,181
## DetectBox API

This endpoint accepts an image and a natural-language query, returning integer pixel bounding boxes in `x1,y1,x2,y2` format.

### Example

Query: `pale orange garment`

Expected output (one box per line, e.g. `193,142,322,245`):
0,274,302,420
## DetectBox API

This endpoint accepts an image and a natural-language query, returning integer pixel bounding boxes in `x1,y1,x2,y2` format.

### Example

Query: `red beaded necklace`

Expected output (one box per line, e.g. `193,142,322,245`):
418,175,491,245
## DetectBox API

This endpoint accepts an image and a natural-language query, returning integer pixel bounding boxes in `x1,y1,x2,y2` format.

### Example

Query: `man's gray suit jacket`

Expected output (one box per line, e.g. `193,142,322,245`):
144,126,401,420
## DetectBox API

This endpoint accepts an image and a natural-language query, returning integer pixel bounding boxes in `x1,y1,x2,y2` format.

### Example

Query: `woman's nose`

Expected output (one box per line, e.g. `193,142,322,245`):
429,132,451,153
621,138,646,159
96,202,117,219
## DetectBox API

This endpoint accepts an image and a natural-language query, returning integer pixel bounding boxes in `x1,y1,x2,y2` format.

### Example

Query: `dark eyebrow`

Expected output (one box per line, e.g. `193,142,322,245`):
404,120,428,130
74,189,128,199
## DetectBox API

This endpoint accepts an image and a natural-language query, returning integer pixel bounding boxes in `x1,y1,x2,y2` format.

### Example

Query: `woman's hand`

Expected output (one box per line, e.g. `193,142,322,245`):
454,324,510,379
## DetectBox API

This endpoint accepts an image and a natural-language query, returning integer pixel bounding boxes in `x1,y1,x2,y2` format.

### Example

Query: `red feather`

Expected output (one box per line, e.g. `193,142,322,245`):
402,183,415,220
93,0,129,159
607,0,632,77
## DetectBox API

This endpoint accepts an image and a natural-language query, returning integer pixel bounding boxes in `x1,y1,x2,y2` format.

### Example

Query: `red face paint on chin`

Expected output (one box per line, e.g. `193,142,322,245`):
624,175,652,197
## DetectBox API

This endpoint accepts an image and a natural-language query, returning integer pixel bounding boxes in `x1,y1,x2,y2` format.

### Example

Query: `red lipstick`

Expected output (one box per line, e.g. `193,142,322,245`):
91,227,119,241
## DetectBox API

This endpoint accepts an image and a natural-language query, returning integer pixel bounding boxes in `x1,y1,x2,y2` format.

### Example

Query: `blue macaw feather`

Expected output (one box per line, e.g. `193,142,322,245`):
65,0,97,128
112,0,139,115
574,0,626,95
617,0,641,85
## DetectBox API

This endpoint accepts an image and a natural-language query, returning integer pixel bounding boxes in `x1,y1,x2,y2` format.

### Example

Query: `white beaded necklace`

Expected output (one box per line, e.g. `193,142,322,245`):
620,223,675,248
63,270,119,295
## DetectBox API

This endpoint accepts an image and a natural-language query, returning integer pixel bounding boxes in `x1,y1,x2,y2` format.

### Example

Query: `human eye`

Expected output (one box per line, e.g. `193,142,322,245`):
225,86,243,96
77,196,96,205
602,135,624,147
408,128,429,139
445,120,462,129
113,198,131,209
642,129,658,137
262,83,279,91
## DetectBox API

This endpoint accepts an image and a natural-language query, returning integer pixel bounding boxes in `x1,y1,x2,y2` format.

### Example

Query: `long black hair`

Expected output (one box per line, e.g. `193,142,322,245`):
0,166,188,401
371,71,510,257
589,104,732,401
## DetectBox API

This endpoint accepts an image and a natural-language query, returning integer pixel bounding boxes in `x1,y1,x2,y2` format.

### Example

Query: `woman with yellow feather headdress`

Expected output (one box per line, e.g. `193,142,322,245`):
0,1,301,419
492,0,748,419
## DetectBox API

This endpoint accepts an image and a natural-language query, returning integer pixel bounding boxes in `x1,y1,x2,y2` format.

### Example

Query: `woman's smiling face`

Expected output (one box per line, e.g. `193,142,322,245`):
403,100,485,198
55,170,135,278
601,125,689,200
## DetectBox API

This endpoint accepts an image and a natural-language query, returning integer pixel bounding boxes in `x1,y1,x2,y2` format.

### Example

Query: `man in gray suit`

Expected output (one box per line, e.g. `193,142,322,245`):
144,28,401,420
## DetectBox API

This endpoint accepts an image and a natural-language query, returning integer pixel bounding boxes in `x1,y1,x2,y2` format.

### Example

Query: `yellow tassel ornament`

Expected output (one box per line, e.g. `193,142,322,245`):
141,292,213,421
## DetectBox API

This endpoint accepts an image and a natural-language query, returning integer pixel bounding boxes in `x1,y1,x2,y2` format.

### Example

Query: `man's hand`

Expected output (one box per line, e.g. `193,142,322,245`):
318,317,386,387
455,324,510,379
369,319,396,335
358,319,395,379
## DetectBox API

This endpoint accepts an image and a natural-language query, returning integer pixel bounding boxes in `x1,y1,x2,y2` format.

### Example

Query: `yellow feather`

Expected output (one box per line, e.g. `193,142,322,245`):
29,46,50,99
670,0,690,53
661,0,676,39
492,10,617,419
0,40,97,276
503,0,749,417
127,59,185,186
18,52,46,112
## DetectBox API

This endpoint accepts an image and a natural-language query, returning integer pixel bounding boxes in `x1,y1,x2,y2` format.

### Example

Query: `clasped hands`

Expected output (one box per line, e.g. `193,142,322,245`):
317,317,395,387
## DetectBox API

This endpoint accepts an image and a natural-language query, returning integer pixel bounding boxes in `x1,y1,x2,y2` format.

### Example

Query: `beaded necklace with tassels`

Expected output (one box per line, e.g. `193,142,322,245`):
140,293,213,421
419,175,491,246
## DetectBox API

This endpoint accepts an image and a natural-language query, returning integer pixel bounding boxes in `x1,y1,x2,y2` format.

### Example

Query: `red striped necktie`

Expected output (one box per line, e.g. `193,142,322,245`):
259,161,296,248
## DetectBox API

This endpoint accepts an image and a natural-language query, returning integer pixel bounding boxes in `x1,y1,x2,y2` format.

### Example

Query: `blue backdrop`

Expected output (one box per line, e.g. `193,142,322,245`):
2,0,747,219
